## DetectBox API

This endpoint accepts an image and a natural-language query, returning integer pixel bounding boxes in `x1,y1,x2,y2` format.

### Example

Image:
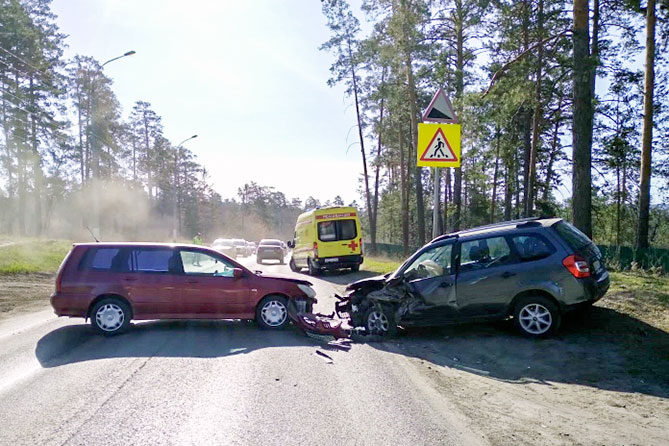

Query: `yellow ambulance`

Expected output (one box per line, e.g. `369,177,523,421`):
288,206,363,275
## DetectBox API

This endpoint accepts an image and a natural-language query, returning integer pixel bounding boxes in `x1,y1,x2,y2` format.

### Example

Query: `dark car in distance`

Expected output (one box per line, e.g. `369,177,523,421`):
51,243,317,335
256,239,286,264
339,218,610,338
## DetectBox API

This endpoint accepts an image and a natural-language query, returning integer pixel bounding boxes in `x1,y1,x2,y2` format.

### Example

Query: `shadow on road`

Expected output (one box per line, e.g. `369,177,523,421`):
366,305,669,399
35,320,318,368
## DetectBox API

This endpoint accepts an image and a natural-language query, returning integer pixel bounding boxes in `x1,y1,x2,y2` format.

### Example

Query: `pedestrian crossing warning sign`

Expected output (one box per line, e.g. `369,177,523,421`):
417,123,461,167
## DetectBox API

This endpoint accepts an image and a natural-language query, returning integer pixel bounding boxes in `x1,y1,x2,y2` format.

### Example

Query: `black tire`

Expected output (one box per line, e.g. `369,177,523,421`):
350,264,360,273
256,257,263,264
289,258,298,272
308,258,320,276
90,297,131,336
513,295,561,338
364,304,397,337
256,295,289,330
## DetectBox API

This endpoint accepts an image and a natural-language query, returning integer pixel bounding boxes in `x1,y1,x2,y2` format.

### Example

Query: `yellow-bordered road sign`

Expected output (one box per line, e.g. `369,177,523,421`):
417,123,461,168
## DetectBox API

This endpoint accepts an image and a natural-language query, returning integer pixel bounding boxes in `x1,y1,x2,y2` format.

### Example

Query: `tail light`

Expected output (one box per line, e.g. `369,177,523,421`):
360,238,364,255
313,242,318,259
563,255,590,278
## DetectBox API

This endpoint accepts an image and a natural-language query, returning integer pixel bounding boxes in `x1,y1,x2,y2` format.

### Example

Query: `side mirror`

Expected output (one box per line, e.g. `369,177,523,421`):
287,240,295,249
233,268,243,279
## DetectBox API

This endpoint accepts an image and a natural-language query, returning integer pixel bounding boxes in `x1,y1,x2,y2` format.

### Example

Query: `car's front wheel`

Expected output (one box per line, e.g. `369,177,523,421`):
90,297,131,335
256,295,289,330
513,296,560,338
364,304,397,337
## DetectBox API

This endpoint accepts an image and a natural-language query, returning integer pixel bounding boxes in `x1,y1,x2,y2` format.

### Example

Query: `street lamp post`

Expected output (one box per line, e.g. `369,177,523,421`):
90,50,135,240
173,134,198,241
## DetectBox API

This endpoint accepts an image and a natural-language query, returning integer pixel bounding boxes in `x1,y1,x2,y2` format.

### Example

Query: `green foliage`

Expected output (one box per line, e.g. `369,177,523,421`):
0,239,71,275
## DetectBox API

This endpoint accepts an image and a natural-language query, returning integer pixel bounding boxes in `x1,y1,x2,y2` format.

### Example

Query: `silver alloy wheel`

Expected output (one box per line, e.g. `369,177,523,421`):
95,303,125,332
367,310,389,334
518,303,552,335
260,300,287,327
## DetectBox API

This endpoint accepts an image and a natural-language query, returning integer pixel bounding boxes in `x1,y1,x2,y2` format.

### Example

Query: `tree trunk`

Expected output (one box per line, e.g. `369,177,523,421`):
452,0,464,231
348,39,375,251
572,0,594,237
399,118,409,255
491,126,501,222
637,0,656,248
371,90,385,254
29,77,43,236
526,0,544,217
504,157,512,220
405,50,425,246
1,80,14,233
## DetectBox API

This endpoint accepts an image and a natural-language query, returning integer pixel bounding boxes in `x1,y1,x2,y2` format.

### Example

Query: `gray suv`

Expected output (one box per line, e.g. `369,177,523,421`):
338,218,610,337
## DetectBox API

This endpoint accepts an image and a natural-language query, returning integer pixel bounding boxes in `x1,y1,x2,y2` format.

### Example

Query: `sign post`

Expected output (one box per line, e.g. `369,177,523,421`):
420,89,460,238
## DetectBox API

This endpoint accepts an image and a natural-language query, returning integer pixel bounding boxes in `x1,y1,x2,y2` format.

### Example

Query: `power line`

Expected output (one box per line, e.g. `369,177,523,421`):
0,45,54,80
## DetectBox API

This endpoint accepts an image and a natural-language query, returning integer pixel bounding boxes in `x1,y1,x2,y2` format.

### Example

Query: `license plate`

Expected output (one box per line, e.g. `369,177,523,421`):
324,258,339,263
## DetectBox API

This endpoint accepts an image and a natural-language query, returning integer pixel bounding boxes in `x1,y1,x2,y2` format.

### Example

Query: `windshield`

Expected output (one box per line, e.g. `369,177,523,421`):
402,243,453,280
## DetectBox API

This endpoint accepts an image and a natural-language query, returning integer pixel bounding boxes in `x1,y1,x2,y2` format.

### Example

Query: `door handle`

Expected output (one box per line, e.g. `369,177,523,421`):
439,282,453,288
501,272,516,279
186,280,199,284
122,277,138,282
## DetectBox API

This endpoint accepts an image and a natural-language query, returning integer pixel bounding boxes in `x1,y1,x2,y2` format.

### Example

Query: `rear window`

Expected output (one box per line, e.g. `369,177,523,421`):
554,221,593,251
79,248,123,272
318,219,357,242
260,240,281,246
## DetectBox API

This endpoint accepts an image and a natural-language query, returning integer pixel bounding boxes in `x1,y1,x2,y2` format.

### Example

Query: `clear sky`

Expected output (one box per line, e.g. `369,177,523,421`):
51,0,364,204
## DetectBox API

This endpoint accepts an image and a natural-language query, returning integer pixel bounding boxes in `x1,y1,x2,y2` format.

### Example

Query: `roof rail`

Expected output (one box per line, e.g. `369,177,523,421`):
429,233,459,244
457,217,541,235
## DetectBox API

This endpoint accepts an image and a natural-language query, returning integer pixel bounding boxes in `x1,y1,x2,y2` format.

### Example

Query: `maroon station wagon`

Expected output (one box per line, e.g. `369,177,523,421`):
51,243,317,335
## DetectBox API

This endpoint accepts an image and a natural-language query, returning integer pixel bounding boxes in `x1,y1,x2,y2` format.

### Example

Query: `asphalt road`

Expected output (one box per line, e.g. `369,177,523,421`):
0,255,485,446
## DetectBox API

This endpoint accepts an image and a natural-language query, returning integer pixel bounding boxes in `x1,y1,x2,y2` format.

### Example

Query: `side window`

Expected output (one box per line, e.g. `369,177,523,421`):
511,235,554,261
79,248,125,272
180,250,235,277
459,236,512,272
131,249,176,273
403,244,453,281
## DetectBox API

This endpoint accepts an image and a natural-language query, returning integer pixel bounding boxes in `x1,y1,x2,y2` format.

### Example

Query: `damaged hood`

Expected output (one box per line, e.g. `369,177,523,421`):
346,274,389,290
255,271,313,286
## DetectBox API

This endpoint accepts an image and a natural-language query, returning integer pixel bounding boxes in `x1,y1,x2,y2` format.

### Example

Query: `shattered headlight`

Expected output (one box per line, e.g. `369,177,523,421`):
297,284,316,299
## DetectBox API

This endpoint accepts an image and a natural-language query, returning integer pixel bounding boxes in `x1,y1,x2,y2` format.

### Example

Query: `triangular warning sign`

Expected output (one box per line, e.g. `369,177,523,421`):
422,88,459,123
420,128,457,162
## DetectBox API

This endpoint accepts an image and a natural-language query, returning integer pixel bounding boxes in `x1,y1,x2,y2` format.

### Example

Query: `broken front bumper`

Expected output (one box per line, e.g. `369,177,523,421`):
287,296,352,340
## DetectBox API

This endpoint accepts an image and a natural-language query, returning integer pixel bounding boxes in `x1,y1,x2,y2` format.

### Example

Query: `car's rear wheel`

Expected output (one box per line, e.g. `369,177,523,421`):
256,295,289,330
513,296,560,338
351,264,360,272
90,297,131,335
308,258,320,276
364,304,397,337
289,258,298,272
